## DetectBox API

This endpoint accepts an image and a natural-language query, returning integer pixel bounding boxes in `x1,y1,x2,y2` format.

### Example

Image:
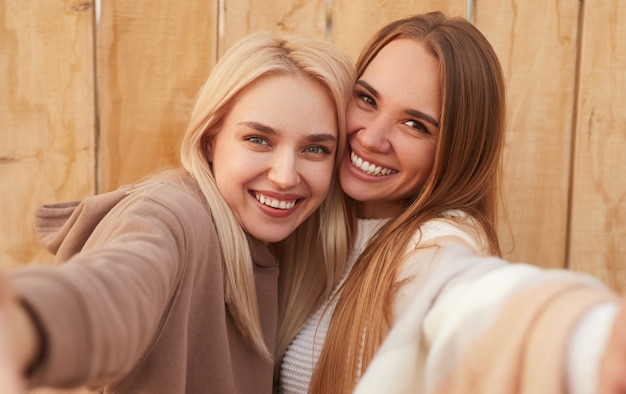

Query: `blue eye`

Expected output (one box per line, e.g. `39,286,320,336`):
304,145,331,154
244,136,268,145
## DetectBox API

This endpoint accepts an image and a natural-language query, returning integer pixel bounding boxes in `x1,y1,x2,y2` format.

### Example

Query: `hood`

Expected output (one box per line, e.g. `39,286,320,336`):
34,186,131,262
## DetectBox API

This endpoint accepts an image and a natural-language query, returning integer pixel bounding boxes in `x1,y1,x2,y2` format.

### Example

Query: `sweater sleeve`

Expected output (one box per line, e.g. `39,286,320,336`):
423,256,618,393
8,188,196,388
354,243,619,394
567,302,618,394
394,216,486,319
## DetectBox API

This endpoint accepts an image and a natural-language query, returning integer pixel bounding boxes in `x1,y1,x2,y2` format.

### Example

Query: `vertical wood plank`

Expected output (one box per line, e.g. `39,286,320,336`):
220,0,327,57
3,0,625,290
476,1,580,268
98,0,219,192
0,0,96,269
0,1,621,391
570,0,626,291
331,0,466,60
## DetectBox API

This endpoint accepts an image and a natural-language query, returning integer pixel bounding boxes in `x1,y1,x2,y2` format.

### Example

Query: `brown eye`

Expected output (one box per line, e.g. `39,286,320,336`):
357,92,376,108
404,120,431,136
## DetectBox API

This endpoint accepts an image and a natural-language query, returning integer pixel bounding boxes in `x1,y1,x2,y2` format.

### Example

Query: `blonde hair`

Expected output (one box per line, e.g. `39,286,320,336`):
311,12,506,392
179,32,354,361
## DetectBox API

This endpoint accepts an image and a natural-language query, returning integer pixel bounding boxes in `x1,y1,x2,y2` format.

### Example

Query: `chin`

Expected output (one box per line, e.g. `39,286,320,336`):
339,180,366,200
251,230,292,244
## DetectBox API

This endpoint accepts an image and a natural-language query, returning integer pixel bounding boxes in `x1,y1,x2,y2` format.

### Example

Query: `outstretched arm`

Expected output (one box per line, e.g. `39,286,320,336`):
599,295,626,394
0,281,41,393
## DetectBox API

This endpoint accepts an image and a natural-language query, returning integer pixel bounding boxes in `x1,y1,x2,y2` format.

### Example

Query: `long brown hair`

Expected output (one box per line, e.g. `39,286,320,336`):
310,11,506,392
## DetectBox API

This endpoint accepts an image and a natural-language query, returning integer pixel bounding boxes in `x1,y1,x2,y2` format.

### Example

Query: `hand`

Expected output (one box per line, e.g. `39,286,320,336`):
599,295,626,394
0,279,25,394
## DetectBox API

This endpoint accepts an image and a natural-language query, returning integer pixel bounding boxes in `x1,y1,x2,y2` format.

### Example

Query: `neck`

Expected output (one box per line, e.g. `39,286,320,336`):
356,200,404,219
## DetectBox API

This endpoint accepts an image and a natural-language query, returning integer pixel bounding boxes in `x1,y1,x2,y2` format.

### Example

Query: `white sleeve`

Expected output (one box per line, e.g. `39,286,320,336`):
567,302,618,394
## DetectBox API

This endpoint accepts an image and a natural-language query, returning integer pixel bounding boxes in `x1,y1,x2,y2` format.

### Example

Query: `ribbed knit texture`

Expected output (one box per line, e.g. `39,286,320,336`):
279,218,388,393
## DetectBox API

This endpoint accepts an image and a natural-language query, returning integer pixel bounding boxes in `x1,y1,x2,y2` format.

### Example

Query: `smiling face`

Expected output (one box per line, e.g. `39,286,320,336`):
339,38,441,218
208,74,338,243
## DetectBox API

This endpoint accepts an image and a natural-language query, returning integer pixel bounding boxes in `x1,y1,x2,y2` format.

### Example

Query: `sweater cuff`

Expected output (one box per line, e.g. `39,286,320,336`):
567,302,618,394
8,267,92,388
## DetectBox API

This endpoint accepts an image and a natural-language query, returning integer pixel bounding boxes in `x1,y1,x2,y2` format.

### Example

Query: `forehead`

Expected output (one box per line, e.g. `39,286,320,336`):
227,74,338,136
362,38,442,120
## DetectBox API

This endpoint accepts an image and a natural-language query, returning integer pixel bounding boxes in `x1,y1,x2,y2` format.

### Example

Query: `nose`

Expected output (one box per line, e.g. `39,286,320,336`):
354,114,392,153
267,151,300,189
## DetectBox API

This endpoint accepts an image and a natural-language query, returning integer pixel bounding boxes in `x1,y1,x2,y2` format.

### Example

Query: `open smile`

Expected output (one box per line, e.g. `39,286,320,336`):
254,192,298,210
350,150,397,176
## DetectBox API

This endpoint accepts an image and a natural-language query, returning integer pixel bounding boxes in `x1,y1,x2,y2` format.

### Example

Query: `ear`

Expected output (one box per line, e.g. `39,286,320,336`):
204,135,215,162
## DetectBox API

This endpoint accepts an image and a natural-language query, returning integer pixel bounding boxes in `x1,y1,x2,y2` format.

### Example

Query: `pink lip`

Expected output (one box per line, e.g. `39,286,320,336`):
250,190,303,218
344,147,395,182
254,190,303,200
349,145,392,169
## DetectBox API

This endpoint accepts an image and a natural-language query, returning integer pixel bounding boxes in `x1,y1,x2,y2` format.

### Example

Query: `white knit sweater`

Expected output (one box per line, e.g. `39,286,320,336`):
279,218,388,393
280,213,616,394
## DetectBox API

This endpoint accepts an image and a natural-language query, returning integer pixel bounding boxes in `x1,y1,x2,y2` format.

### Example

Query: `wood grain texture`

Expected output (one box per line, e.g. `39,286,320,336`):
2,1,626,288
331,0,466,60
0,1,622,392
476,1,580,268
569,0,626,290
220,0,327,57
97,0,218,192
0,0,96,269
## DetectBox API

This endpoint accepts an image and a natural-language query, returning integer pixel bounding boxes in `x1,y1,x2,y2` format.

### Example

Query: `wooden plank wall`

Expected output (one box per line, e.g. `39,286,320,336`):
2,1,626,267
1,1,96,269
569,0,626,290
0,0,624,392
1,0,625,326
3,0,626,278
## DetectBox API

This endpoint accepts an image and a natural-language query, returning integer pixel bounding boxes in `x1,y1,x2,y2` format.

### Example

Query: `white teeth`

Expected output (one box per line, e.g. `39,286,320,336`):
256,193,296,210
350,151,394,176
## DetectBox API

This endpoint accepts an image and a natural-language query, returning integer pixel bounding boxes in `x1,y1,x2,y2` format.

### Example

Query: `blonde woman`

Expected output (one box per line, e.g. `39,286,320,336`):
0,31,353,393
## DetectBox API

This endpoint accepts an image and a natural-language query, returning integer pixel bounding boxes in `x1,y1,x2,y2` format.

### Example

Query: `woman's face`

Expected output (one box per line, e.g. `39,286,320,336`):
209,74,338,243
339,38,441,218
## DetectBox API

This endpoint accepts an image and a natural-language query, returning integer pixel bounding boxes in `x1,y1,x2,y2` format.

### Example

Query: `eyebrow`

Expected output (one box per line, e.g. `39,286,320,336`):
356,80,440,129
238,121,337,143
239,121,277,135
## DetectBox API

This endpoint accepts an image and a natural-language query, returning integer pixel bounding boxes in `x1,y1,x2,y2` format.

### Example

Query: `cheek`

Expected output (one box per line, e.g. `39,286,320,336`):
416,148,437,187
345,103,363,136
401,143,436,183
212,152,251,190
307,161,336,195
425,144,437,172
211,162,234,198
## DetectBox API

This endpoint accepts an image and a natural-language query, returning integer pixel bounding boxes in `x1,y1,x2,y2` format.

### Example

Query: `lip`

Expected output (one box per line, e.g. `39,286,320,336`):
250,190,303,218
344,146,397,181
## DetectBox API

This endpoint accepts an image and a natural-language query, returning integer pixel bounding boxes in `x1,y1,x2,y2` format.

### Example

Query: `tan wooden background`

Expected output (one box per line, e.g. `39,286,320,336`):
3,0,626,279
0,0,625,392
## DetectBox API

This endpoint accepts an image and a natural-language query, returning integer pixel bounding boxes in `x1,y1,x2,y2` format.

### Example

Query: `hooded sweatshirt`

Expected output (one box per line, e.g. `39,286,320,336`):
8,169,279,393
